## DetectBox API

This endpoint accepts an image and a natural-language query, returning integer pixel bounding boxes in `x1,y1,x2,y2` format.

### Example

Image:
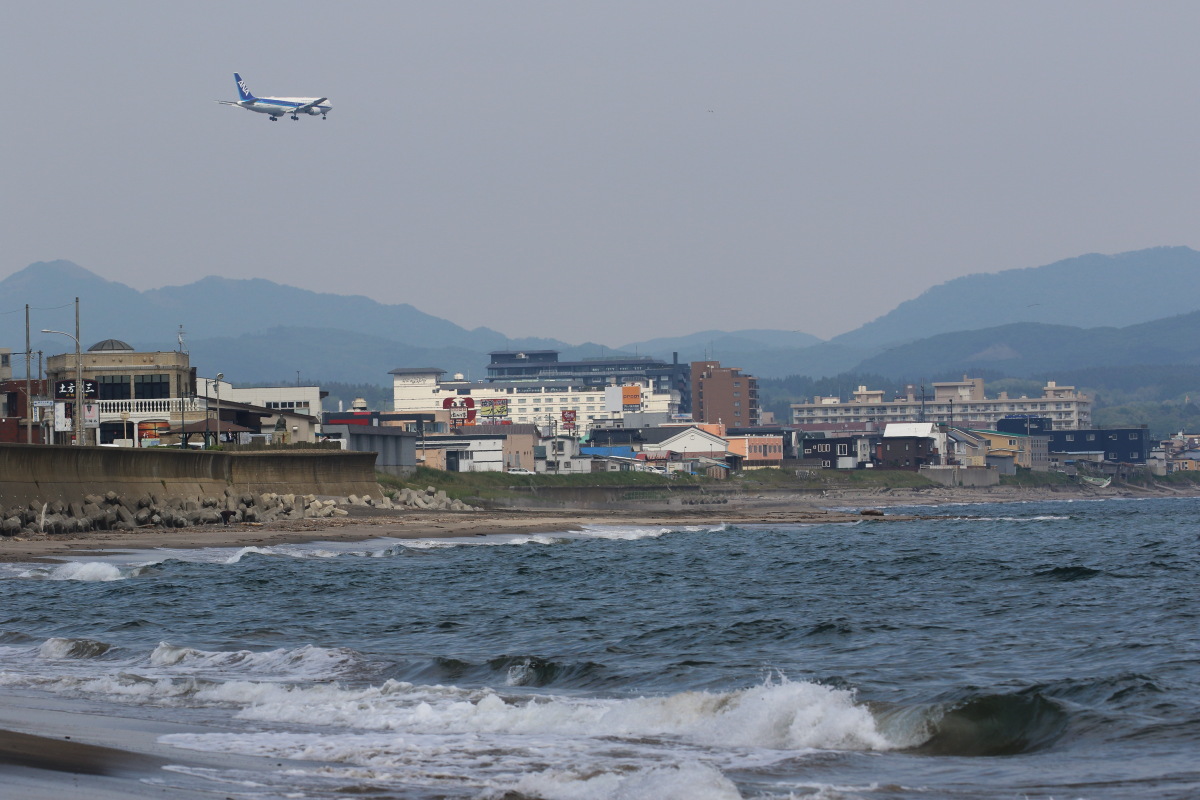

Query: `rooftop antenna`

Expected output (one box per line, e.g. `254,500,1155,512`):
177,324,188,354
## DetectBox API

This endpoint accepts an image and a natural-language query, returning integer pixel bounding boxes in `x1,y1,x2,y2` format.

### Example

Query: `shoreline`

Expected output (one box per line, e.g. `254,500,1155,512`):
1,482,1189,563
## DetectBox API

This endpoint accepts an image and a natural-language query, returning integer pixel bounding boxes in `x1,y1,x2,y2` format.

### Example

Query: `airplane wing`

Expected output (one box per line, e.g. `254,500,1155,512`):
293,97,327,113
216,100,240,105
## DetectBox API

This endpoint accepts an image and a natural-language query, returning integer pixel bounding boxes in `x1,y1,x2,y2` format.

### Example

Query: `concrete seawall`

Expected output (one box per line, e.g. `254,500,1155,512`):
0,444,379,509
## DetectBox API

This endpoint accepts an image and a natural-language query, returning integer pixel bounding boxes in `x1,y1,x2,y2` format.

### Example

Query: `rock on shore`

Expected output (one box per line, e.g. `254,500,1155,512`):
0,486,474,537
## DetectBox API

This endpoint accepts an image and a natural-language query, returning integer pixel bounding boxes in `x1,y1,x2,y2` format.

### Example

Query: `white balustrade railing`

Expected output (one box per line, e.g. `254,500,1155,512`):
96,397,209,418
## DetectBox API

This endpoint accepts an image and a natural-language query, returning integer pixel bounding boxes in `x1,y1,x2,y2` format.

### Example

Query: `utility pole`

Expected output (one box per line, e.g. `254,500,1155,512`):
41,299,84,446
24,304,32,443
215,373,224,446
75,297,83,446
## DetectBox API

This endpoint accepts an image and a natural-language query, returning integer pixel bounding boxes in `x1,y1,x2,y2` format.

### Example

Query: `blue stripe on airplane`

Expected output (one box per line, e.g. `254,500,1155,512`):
252,99,328,109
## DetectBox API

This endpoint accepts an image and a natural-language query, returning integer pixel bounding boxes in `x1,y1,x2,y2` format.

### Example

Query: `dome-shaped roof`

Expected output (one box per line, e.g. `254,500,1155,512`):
88,338,135,352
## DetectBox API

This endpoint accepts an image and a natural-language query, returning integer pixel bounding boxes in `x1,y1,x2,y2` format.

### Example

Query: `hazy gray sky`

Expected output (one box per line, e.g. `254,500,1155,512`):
4,2,1199,344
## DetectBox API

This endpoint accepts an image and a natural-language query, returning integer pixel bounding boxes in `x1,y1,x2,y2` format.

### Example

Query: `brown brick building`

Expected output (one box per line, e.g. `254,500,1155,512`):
690,361,759,427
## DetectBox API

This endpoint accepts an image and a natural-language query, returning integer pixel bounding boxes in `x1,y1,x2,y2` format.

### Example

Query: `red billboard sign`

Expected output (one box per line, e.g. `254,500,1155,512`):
443,396,476,425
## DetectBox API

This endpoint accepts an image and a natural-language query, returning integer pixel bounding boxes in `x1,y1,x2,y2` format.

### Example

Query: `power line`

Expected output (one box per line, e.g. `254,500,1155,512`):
0,302,77,314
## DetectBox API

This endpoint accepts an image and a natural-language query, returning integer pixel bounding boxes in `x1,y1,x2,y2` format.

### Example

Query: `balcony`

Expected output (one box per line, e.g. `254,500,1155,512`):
96,397,208,417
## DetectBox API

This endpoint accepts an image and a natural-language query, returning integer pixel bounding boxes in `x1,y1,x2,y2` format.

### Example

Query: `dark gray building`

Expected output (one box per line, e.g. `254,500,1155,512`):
1047,427,1148,464
320,424,418,476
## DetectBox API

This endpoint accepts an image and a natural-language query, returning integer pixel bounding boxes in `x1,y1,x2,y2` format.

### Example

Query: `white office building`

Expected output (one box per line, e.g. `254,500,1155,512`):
390,368,681,431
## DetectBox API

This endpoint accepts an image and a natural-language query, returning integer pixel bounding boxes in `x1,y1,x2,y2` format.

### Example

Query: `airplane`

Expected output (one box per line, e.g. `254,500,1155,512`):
216,73,331,121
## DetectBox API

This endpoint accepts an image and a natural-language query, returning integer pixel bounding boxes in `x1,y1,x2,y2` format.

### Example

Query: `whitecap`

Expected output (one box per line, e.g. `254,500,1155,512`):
38,637,113,659
159,677,889,799
20,561,127,582
148,642,364,680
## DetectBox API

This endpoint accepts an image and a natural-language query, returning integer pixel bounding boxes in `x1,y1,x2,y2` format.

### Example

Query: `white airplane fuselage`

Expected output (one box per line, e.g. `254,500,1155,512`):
237,96,332,118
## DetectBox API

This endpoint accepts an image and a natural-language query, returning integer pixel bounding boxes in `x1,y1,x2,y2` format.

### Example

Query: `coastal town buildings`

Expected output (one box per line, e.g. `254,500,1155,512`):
790,376,1091,431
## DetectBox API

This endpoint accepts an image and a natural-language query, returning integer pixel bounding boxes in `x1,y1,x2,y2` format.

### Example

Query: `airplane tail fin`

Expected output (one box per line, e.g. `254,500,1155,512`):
234,73,256,102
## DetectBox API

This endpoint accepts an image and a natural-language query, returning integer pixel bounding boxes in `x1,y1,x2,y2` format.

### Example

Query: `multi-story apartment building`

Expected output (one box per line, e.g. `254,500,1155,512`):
390,367,681,431
485,350,692,415
691,361,759,428
791,376,1091,431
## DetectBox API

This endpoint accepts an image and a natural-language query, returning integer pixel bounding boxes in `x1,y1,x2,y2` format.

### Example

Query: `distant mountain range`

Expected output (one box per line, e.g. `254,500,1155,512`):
4,246,1200,385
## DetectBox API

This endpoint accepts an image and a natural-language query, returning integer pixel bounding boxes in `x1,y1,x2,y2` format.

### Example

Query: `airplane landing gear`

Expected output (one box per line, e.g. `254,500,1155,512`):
290,114,299,120
269,115,278,121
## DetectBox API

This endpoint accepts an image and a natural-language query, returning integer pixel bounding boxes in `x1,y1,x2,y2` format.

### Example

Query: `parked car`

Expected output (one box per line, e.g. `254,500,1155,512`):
506,468,535,475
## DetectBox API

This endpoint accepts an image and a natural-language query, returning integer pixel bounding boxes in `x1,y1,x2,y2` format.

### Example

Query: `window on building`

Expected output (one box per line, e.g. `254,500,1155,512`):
1129,433,1139,440
837,444,848,455
1130,452,1139,459
98,374,131,400
134,373,170,399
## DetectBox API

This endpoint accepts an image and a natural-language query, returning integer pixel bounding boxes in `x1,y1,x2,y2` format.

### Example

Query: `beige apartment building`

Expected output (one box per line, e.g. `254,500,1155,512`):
791,376,1091,431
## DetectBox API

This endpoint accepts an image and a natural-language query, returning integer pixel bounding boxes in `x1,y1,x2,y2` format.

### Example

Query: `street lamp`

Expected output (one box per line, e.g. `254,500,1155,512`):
41,328,83,446
215,373,223,446
121,410,131,447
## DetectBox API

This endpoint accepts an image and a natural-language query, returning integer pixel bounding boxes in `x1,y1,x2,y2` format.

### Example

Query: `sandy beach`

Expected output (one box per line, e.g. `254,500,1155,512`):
0,480,1164,564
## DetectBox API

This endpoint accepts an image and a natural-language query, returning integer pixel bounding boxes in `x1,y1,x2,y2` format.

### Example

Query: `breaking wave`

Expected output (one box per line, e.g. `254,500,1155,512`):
876,689,1070,756
19,561,135,581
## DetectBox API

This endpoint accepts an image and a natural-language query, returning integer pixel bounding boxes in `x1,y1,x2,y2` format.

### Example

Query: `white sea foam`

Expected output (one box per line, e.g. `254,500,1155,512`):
576,523,726,541
157,675,888,750
147,642,363,679
495,760,744,800
19,561,127,581
0,639,367,693
964,514,1070,522
159,677,887,799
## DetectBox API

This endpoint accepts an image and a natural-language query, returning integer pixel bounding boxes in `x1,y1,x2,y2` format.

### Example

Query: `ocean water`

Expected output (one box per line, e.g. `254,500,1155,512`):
1,497,1198,799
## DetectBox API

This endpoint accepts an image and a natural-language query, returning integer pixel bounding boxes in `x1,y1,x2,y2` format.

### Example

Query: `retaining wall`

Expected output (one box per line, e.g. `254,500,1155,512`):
0,444,379,508
918,465,1000,488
